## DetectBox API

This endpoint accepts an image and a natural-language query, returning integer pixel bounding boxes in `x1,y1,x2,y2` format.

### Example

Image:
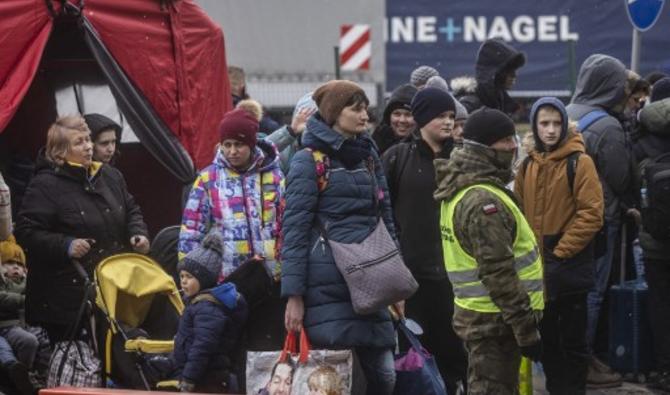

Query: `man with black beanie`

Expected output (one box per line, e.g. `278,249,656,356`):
382,87,467,393
434,108,544,394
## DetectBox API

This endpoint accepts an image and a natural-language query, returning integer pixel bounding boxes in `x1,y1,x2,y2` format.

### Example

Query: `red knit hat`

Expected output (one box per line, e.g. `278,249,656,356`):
218,108,259,148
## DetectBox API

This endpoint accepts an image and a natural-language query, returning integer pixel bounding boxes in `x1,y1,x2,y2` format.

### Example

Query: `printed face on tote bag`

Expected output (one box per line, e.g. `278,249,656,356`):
264,360,294,395
307,364,344,395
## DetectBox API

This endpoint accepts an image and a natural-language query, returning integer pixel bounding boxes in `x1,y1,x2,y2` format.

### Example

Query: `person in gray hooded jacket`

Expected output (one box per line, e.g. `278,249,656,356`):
566,53,635,387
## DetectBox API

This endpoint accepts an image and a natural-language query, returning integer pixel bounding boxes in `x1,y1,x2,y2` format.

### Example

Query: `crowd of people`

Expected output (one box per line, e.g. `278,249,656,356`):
1,36,669,395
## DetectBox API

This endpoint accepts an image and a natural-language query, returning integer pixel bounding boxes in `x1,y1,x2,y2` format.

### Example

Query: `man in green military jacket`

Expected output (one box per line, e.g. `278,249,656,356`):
434,108,544,394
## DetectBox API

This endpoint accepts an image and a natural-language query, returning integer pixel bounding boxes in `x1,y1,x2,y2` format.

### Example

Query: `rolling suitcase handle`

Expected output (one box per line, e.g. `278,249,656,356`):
619,222,627,285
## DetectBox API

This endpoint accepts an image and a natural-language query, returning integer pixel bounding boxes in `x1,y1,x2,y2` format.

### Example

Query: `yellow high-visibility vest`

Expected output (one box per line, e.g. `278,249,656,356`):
440,184,544,313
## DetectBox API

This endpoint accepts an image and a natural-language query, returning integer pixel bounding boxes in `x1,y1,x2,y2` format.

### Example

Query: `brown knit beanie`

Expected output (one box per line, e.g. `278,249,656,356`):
313,80,366,126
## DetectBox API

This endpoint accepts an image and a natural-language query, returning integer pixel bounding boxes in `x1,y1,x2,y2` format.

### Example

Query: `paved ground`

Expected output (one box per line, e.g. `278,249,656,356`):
532,364,669,394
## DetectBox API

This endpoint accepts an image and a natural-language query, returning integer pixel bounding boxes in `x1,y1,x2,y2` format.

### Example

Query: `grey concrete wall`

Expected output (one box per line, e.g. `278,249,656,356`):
196,0,385,83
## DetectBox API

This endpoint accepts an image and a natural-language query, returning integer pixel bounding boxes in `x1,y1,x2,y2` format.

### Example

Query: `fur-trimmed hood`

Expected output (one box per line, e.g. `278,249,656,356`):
450,76,477,99
520,126,580,157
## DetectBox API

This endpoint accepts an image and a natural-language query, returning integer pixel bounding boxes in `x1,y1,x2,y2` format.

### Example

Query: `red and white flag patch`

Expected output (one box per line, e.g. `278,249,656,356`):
483,203,498,215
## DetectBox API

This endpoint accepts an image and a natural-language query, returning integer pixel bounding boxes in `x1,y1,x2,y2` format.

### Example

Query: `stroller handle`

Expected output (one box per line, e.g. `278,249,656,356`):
72,260,91,284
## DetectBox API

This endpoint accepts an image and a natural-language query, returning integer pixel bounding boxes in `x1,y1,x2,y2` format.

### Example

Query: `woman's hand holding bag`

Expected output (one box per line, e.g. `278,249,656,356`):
285,295,305,332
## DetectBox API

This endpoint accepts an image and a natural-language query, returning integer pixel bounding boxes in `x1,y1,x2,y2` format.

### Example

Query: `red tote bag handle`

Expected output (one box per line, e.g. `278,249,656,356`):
279,329,311,364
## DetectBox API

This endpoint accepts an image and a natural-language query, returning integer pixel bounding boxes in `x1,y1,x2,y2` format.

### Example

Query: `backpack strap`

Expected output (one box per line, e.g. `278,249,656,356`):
304,148,330,192
521,152,580,194
520,155,532,179
577,110,609,166
577,110,608,133
566,152,581,194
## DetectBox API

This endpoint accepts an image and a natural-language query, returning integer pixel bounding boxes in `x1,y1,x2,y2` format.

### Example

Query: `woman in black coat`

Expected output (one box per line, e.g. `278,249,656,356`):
15,116,149,342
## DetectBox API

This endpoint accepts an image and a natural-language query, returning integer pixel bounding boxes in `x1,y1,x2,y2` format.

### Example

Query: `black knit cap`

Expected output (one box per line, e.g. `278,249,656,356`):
463,107,516,146
410,87,456,128
83,113,122,141
177,231,224,290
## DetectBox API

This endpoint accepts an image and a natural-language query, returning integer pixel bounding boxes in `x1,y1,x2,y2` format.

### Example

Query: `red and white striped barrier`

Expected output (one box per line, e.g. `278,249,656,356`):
339,24,371,71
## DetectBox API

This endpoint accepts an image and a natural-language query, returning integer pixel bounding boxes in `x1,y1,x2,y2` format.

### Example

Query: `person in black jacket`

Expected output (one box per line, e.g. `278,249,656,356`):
83,113,122,165
372,84,418,155
631,85,670,391
151,231,248,393
382,87,467,393
459,38,525,116
15,116,149,343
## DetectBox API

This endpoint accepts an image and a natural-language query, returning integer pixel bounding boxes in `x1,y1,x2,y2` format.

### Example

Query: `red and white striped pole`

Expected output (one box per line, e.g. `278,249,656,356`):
339,24,371,72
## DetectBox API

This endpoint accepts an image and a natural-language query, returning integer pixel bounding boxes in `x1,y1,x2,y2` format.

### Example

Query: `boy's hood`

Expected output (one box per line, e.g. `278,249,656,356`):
209,282,239,309
529,97,569,152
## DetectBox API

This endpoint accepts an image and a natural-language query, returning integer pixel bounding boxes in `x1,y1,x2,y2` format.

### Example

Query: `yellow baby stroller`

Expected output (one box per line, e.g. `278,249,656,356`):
94,253,183,390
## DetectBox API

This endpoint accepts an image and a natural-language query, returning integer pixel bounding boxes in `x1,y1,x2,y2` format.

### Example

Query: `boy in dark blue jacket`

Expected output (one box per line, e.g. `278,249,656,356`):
152,231,248,393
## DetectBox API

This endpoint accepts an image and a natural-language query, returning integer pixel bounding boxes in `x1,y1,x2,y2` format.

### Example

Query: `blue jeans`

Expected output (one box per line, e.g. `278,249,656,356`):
355,347,396,395
0,326,39,368
0,336,17,366
586,223,620,353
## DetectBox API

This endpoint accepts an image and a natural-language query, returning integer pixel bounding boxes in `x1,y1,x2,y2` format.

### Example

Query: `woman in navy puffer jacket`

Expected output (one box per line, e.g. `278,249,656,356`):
281,80,399,395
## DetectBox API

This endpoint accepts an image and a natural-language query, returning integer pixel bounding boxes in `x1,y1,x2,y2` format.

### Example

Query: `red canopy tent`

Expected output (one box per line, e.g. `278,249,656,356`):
0,0,232,234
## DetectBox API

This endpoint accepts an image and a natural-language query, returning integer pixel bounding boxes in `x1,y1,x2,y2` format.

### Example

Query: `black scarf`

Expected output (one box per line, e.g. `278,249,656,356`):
307,135,373,169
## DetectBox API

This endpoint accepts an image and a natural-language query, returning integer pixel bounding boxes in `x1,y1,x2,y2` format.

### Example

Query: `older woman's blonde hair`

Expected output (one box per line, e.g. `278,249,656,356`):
45,115,90,166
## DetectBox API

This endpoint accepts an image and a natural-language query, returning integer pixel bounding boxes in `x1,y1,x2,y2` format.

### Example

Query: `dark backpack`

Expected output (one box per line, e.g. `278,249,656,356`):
576,109,610,257
640,152,670,240
577,109,609,165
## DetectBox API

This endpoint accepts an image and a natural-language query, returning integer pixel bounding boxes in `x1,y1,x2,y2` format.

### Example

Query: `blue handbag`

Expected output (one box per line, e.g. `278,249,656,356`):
393,321,448,395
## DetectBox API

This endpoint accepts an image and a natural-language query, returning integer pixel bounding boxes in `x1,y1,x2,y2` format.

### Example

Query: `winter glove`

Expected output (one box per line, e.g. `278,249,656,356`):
520,340,543,361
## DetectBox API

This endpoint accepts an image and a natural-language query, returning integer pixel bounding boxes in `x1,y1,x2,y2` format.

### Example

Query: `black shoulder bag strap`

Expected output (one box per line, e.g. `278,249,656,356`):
520,155,532,178
367,155,382,219
319,156,381,241
523,152,580,194
566,152,581,194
